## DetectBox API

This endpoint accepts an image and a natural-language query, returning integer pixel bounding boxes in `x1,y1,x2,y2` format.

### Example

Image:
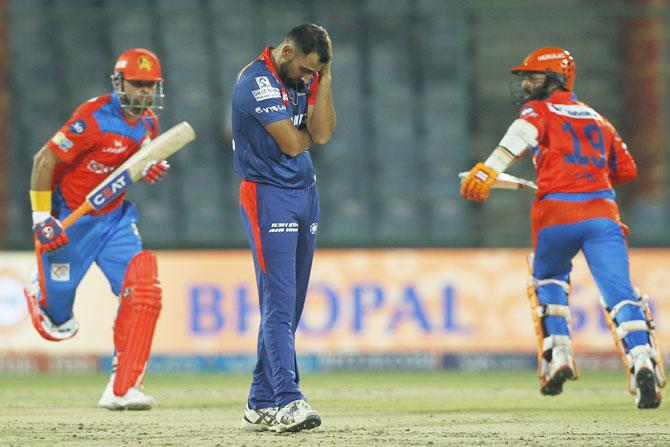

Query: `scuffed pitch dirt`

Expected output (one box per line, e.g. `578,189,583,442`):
1,372,669,446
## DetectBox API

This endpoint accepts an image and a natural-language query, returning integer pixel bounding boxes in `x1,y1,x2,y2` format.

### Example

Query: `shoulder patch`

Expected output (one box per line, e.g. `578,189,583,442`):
70,119,86,134
520,106,538,118
51,131,73,151
255,76,272,88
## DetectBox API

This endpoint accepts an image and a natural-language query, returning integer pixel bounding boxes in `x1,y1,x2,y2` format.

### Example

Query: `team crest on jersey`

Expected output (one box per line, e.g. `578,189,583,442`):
255,76,271,88
70,119,86,134
51,132,73,152
138,55,153,71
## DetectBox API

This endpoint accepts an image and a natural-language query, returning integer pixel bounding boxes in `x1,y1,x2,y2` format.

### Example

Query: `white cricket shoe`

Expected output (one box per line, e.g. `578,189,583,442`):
240,405,278,431
540,346,575,396
98,375,155,411
273,399,321,433
631,346,662,409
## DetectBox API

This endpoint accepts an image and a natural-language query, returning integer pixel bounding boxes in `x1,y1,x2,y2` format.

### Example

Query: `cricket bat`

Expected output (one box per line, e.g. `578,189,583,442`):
458,171,538,192
61,121,196,228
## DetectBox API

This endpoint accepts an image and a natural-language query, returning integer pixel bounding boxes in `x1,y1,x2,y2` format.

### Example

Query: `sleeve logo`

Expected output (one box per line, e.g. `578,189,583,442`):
70,119,86,134
51,132,73,151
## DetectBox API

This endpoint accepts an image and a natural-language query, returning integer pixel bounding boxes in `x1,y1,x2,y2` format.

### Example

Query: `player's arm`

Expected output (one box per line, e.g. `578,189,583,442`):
609,133,637,186
265,119,313,157
460,118,539,201
306,30,335,145
306,67,336,145
30,145,68,250
31,145,59,192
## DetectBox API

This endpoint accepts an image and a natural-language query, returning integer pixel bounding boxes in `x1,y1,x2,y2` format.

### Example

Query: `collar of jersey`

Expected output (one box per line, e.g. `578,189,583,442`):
546,91,577,102
258,47,283,86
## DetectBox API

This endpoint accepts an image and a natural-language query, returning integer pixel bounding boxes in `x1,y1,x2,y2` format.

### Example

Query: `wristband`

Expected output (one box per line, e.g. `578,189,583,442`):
30,190,52,212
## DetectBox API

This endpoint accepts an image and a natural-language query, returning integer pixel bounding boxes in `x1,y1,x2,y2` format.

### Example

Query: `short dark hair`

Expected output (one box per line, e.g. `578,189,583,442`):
286,24,330,64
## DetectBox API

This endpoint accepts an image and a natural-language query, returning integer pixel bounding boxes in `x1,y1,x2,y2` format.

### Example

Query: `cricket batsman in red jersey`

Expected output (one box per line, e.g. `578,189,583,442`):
461,47,665,409
27,48,170,410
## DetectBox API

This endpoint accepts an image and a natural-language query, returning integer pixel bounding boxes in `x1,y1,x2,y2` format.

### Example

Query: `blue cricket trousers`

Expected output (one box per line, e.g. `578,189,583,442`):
239,179,320,409
38,189,143,325
532,194,648,350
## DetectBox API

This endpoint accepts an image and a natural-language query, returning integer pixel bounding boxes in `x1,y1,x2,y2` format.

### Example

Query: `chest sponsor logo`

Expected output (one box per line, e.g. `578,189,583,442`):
102,139,129,154
252,86,282,102
70,119,86,134
547,103,602,121
269,222,298,233
89,171,131,210
51,132,73,152
255,104,287,114
87,160,115,174
255,76,271,88
50,263,70,282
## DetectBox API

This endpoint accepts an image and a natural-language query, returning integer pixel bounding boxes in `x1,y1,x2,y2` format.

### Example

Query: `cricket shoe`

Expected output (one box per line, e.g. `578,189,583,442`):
273,399,321,433
631,346,662,409
98,375,155,410
240,405,278,431
540,346,575,396
24,270,79,342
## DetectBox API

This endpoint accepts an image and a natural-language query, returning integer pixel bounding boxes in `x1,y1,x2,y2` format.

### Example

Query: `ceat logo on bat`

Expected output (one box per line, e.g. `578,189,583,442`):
89,171,132,210
138,55,153,72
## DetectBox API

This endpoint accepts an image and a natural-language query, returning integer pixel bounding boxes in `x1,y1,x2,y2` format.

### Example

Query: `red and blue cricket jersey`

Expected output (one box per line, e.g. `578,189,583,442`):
518,91,637,244
46,93,158,214
38,93,158,325
232,47,319,189
523,92,647,351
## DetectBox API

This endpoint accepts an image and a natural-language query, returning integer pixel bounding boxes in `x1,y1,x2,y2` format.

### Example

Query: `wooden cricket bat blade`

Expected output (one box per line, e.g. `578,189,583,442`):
75,121,196,218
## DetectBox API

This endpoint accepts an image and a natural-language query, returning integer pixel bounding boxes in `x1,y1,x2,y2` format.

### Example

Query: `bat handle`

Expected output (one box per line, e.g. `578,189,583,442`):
61,202,94,230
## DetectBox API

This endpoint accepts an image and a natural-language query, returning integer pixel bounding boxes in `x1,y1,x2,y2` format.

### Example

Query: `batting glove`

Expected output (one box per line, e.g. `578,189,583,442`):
33,216,69,251
142,160,170,184
460,162,498,202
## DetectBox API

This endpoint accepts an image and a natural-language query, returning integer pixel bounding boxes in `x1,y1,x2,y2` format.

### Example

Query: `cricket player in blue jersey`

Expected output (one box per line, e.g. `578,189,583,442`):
232,24,335,432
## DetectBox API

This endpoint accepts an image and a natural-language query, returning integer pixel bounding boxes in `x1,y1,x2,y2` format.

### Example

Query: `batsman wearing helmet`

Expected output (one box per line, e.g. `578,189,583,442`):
460,47,665,409
26,48,169,410
232,24,335,432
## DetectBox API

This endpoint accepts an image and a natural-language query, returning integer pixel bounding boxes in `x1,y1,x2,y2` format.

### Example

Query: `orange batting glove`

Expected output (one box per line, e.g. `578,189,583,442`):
460,162,498,202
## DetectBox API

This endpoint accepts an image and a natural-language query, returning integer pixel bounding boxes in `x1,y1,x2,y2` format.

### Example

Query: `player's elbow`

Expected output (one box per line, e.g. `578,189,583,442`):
33,146,56,169
279,143,307,158
311,134,331,145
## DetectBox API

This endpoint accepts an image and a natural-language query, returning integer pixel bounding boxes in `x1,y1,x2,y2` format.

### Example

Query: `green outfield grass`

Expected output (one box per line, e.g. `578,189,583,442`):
1,371,668,446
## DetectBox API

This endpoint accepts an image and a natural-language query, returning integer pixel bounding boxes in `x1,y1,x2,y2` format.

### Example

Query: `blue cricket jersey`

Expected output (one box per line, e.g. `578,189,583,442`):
232,47,318,189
